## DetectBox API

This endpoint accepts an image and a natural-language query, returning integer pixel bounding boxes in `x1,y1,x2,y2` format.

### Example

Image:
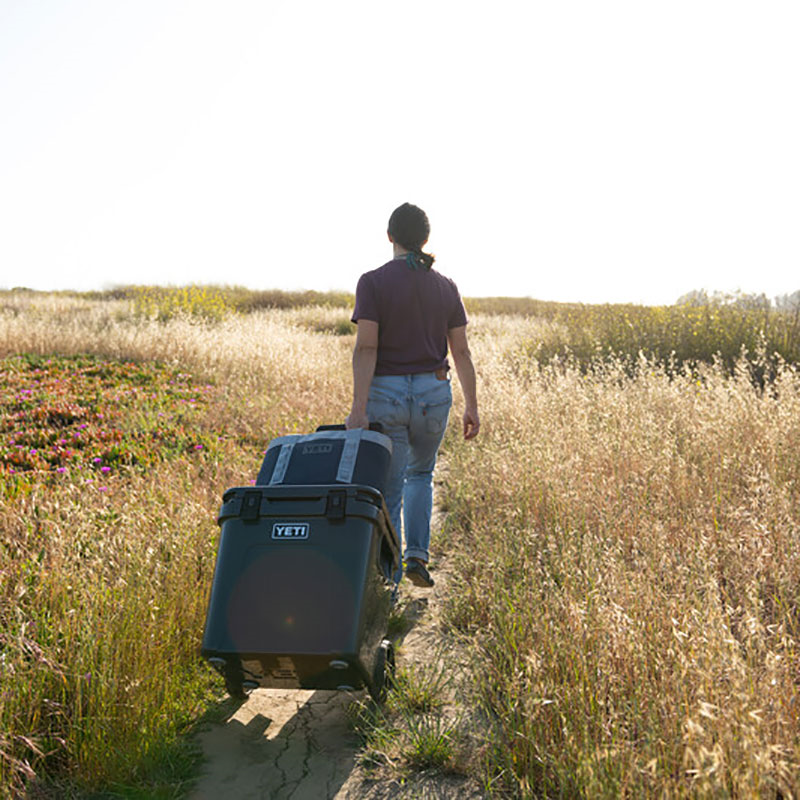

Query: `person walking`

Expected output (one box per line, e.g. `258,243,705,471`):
345,203,480,588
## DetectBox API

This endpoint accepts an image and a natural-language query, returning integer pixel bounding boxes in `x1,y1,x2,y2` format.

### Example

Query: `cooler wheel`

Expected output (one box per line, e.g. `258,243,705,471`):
225,677,260,701
370,639,395,703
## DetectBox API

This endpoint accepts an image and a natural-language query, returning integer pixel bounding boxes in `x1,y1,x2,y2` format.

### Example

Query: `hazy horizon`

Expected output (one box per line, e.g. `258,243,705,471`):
3,280,798,310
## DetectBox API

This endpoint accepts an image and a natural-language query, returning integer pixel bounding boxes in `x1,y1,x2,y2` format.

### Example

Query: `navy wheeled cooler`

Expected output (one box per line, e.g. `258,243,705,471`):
202,426,400,701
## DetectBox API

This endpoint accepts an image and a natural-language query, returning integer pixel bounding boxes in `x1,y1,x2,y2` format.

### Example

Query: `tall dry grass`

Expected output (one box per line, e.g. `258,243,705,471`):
443,316,800,796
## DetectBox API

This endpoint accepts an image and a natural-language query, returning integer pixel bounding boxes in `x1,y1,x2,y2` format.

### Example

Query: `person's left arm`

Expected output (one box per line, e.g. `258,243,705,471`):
345,319,378,429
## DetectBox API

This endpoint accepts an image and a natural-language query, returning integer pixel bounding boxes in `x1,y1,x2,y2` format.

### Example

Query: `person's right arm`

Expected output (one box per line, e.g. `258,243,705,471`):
447,325,480,440
345,319,379,430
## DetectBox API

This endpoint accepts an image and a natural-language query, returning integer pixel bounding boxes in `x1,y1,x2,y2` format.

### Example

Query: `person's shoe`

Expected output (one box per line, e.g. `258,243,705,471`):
405,559,434,588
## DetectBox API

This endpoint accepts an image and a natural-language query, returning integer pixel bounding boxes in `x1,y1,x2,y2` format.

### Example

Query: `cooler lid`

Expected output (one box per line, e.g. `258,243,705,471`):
216,484,400,577
218,484,385,524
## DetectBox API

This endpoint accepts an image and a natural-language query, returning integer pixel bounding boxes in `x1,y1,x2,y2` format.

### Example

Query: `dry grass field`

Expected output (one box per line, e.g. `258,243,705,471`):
442,317,800,796
1,290,799,797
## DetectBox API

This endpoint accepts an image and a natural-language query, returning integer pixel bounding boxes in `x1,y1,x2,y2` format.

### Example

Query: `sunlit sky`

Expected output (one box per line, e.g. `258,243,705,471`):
1,1,798,305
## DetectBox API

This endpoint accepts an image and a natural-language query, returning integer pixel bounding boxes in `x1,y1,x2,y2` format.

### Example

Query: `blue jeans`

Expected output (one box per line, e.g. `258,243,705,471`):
367,373,452,571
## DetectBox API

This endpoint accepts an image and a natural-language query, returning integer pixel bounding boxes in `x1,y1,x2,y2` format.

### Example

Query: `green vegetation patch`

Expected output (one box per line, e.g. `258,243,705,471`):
469,299,800,375
77,284,355,318
530,302,800,373
0,355,219,487
129,285,231,322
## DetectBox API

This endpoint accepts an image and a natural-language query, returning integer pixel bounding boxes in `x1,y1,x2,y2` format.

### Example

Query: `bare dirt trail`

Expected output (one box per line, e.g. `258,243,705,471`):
189,687,359,798
189,571,485,799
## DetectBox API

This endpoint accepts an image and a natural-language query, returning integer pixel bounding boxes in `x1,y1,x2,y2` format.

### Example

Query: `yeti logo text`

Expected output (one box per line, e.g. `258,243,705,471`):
302,443,333,455
272,523,310,540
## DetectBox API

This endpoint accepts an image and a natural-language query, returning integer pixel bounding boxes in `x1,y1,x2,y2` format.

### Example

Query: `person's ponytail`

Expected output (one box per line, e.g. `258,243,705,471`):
388,203,435,271
410,249,435,271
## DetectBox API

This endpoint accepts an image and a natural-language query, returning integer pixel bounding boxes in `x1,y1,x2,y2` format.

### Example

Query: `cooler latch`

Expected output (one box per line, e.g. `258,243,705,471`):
241,490,262,521
326,489,347,521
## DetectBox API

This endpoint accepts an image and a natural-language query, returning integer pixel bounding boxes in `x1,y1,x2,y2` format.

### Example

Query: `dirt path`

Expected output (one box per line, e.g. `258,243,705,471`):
189,687,359,798
190,569,485,799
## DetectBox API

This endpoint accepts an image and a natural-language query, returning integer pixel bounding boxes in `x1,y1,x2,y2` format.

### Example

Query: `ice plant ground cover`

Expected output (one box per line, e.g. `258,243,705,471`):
0,354,218,479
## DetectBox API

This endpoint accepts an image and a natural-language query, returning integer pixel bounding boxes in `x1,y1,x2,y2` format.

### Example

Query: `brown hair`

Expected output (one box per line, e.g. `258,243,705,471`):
387,203,435,270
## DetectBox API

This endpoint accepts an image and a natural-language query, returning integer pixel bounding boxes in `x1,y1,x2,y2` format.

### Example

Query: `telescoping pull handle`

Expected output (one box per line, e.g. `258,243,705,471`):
316,422,384,433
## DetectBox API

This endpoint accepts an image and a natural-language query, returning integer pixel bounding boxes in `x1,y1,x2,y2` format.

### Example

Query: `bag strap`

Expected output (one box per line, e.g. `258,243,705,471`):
336,428,363,483
269,441,295,485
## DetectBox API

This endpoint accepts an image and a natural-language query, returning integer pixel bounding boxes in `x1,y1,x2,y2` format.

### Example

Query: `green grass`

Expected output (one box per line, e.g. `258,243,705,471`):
403,714,458,770
35,727,204,799
348,650,466,781
388,662,450,715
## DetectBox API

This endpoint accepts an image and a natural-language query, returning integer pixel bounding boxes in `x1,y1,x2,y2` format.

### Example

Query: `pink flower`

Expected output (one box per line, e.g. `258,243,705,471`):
57,467,67,473
93,457,102,463
101,466,111,473
194,444,203,450
98,486,108,492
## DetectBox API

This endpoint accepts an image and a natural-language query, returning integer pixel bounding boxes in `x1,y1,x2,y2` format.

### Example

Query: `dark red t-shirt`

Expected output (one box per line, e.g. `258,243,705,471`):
351,258,468,376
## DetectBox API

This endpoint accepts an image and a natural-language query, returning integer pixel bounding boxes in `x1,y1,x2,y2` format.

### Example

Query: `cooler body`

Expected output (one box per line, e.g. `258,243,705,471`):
201,484,399,697
255,428,392,495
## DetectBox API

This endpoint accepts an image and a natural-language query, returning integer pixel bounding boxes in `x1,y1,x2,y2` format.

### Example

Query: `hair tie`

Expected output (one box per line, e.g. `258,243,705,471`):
405,250,434,271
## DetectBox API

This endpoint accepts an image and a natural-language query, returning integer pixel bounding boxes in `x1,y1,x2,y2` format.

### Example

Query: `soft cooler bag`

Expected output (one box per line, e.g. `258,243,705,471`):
255,426,392,495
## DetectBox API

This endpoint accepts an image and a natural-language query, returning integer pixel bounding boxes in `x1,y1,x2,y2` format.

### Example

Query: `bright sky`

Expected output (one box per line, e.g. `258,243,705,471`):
1,1,797,305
